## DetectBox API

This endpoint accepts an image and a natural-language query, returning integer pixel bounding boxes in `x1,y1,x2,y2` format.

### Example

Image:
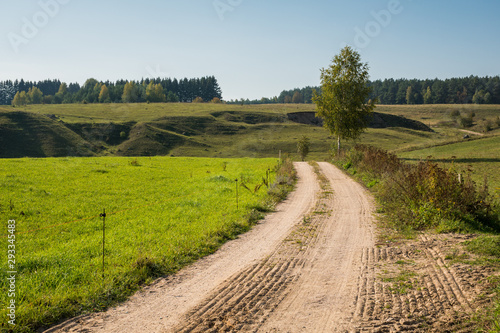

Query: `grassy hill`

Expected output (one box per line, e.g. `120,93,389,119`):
0,111,94,157
3,103,491,160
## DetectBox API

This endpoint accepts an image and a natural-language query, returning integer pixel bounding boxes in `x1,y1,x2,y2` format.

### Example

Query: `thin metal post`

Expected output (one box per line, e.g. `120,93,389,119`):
235,178,239,209
100,209,106,279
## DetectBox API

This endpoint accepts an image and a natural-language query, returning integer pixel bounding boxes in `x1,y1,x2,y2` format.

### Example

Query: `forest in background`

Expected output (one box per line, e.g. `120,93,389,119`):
0,76,222,106
1,75,500,106
227,76,500,105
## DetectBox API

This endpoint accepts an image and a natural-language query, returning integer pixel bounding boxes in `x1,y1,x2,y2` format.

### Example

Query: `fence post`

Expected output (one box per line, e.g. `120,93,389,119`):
235,178,239,209
100,209,106,279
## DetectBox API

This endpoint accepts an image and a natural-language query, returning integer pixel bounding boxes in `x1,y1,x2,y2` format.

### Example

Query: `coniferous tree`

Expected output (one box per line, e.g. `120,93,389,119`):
0,82,16,105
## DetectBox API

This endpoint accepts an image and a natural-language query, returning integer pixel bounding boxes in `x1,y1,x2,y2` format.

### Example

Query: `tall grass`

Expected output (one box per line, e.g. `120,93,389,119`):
336,145,500,233
0,156,294,332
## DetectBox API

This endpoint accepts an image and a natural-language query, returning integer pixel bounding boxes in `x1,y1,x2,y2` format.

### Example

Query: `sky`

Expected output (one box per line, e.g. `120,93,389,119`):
1,0,500,101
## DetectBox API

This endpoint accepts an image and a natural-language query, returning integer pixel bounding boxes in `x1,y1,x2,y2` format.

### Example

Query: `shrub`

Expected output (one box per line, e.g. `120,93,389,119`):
336,145,499,233
482,119,493,133
297,135,310,161
458,115,473,128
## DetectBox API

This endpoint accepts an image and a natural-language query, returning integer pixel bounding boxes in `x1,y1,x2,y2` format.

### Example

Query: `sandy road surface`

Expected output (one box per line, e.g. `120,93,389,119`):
257,162,376,332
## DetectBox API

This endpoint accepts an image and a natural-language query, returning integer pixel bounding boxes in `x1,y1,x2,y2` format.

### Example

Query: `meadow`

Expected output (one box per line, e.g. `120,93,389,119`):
375,104,500,127
0,156,280,332
2,103,316,123
398,135,500,196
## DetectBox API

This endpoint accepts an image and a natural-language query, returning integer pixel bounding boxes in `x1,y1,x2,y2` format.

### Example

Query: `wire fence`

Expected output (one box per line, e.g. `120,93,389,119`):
1,169,274,238
0,189,206,238
1,165,276,279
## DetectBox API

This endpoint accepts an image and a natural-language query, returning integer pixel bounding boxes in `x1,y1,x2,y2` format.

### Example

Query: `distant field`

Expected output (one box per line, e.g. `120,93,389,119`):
2,103,316,123
0,156,277,331
398,135,500,196
376,104,500,126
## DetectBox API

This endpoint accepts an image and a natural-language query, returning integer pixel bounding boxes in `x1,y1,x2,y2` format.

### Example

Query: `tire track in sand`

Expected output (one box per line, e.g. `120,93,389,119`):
171,163,337,332
172,162,377,332
351,234,487,332
258,162,376,332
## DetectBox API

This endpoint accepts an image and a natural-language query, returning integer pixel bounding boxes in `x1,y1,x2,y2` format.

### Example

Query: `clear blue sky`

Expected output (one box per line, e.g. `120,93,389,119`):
1,0,499,100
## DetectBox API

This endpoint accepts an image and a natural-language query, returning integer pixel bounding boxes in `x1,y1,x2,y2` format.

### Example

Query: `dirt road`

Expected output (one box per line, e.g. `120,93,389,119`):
257,162,376,332
459,129,485,136
46,162,487,332
48,162,376,332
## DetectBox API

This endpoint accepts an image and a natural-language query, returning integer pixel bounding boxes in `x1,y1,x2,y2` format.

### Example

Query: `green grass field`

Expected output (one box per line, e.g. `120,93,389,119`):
0,156,279,332
2,102,498,194
375,104,500,127
398,135,500,198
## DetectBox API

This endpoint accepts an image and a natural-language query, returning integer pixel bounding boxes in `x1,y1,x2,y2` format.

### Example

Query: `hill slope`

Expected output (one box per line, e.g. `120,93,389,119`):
286,111,433,132
0,111,94,157
0,104,443,158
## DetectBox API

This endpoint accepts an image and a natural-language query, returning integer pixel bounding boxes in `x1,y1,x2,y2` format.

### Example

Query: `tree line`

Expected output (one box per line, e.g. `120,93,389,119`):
0,76,222,106
226,76,500,105
369,76,500,105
